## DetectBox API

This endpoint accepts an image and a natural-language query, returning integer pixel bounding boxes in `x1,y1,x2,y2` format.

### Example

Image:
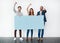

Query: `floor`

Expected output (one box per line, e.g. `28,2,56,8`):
0,37,60,43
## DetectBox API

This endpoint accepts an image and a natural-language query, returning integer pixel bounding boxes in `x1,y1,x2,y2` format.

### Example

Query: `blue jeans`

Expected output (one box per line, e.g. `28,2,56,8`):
38,22,45,38
38,29,44,38
27,29,33,38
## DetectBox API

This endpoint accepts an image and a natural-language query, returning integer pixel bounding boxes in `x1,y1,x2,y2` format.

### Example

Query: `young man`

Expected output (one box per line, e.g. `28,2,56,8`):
37,6,47,40
13,2,23,40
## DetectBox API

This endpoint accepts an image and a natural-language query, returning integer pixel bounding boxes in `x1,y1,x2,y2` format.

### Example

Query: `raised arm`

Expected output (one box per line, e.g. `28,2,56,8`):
13,2,17,13
27,3,32,13
43,8,47,13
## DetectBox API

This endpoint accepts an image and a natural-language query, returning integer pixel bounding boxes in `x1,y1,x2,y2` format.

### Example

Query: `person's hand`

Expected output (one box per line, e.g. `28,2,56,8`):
30,3,32,5
43,8,46,10
15,2,17,5
29,3,32,6
43,7,47,13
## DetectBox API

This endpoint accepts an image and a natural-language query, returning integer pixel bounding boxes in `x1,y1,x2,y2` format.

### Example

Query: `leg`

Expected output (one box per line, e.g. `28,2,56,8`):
14,30,17,37
14,30,17,40
19,30,22,37
27,29,30,38
38,29,41,38
26,29,30,41
19,30,23,40
41,29,44,38
31,29,33,38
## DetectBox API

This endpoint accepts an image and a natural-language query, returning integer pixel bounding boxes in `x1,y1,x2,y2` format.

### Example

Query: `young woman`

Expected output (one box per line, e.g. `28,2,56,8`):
13,2,23,41
26,3,34,40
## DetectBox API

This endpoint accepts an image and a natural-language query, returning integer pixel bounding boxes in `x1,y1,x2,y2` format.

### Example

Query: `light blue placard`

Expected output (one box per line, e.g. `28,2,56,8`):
14,15,44,30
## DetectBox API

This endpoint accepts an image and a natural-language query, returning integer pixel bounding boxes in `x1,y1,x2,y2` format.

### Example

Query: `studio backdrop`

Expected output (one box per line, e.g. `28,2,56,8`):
0,0,60,37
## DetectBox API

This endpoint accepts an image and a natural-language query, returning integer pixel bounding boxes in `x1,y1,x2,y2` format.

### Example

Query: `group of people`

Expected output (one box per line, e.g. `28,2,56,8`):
13,2,47,41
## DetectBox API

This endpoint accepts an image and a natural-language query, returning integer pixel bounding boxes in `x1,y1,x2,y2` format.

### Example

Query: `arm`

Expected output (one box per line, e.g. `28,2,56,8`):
13,2,17,13
43,8,47,13
27,3,32,13
43,8,47,22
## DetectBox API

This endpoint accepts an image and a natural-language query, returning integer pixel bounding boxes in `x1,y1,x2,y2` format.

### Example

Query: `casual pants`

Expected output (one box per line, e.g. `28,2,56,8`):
27,29,33,38
14,29,22,37
38,22,45,38
38,29,44,38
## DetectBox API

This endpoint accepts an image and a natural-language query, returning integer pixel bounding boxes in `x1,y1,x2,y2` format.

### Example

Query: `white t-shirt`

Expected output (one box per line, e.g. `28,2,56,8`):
40,11,42,15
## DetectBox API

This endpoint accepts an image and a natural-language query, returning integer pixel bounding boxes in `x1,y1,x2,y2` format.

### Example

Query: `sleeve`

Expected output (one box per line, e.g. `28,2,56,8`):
44,15,47,22
37,12,39,16
44,11,47,22
43,10,47,13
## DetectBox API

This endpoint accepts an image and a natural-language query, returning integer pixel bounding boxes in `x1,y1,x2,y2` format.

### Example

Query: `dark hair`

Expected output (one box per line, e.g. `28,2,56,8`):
29,8,34,16
18,6,22,9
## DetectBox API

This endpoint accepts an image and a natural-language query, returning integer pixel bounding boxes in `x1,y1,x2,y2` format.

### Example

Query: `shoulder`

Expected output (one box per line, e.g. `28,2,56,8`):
37,11,40,16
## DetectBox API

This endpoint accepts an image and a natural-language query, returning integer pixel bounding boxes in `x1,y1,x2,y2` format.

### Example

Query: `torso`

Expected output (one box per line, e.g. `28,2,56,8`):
16,11,23,16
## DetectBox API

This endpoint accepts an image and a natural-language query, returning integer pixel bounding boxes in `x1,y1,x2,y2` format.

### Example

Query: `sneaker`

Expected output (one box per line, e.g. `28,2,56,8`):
14,38,16,40
19,38,23,41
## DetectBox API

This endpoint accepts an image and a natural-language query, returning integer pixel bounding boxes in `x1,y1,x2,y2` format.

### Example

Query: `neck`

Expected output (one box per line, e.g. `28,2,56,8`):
40,10,43,11
18,10,21,12
31,13,33,15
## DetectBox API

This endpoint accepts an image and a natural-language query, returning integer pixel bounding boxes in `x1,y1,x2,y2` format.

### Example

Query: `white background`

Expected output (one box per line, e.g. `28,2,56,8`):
0,0,60,37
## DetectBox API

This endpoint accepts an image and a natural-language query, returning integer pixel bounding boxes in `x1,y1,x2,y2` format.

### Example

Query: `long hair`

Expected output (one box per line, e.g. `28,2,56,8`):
29,8,34,16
